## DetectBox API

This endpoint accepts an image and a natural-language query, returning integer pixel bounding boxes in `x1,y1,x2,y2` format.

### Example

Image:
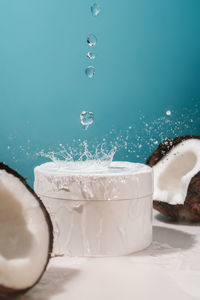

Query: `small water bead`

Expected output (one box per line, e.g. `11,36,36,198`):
80,111,94,130
166,110,171,116
85,66,95,78
86,34,97,47
87,51,96,60
91,3,101,16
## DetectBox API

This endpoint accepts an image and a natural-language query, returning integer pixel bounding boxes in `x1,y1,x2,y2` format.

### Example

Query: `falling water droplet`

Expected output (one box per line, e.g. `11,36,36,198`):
85,66,95,78
86,34,97,47
87,51,96,60
91,3,101,16
166,110,171,116
80,111,94,130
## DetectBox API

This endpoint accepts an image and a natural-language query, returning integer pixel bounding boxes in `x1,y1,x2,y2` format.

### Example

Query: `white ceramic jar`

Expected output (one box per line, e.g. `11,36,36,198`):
34,161,153,257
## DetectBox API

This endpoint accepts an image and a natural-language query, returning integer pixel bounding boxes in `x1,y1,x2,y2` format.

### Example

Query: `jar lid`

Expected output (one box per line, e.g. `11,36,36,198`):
34,161,153,201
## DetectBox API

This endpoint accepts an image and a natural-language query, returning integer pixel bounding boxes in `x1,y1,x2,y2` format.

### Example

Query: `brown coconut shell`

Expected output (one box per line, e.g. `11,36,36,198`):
0,163,53,298
146,135,200,221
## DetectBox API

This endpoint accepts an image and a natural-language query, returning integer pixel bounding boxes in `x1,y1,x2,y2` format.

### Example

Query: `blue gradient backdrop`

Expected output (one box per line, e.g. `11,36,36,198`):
0,0,200,186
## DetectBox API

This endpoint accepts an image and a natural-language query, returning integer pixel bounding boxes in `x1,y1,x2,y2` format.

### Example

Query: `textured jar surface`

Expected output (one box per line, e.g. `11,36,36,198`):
34,161,153,256
40,195,152,256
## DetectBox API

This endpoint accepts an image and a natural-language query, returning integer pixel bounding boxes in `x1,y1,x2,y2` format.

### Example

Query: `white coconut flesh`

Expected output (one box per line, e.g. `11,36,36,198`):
153,139,200,205
0,169,50,291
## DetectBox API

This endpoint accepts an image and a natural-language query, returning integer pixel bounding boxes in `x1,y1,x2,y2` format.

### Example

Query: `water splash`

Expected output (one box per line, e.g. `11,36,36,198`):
39,140,116,171
15,103,200,158
15,100,200,175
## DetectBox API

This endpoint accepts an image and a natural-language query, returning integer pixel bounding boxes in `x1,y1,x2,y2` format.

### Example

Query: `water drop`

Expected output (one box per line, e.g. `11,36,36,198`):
80,111,94,130
86,34,97,47
87,51,96,60
85,66,95,78
91,3,101,16
166,110,171,116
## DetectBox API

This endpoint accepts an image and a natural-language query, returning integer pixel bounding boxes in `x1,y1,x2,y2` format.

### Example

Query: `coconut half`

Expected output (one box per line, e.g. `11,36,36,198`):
0,163,53,298
147,135,200,221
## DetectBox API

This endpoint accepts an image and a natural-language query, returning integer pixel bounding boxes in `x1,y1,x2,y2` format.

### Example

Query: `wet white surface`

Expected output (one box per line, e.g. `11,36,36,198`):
19,211,200,300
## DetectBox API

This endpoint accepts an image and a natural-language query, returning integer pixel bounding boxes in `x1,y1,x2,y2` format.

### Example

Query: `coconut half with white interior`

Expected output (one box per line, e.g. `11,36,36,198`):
147,135,200,221
0,163,53,298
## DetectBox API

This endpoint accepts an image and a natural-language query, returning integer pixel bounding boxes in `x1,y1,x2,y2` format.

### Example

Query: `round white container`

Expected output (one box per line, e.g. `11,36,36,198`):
34,161,153,256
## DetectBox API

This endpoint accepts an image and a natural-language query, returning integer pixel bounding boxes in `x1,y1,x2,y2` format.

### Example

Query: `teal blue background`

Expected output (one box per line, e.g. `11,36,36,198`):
0,0,200,186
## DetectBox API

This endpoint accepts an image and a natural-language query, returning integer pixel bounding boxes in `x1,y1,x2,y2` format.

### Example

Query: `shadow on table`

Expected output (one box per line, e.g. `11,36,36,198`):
133,225,196,257
155,212,200,226
17,266,80,300
153,225,195,250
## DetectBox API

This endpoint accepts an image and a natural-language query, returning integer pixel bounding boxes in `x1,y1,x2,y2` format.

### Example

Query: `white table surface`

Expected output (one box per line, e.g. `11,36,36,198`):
19,211,200,300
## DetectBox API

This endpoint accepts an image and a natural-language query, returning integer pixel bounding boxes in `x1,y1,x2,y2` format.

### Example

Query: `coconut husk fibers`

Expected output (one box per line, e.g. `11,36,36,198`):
0,163,53,298
146,135,200,221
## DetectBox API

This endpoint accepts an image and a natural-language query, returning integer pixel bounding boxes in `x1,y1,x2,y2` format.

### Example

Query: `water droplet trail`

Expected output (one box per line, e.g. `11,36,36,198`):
91,3,101,17
85,66,95,78
80,111,94,130
86,34,97,47
87,52,96,60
